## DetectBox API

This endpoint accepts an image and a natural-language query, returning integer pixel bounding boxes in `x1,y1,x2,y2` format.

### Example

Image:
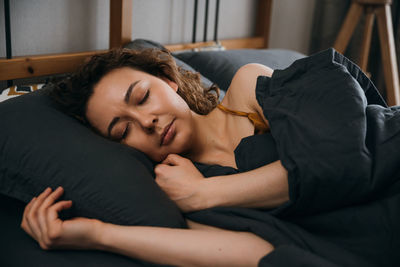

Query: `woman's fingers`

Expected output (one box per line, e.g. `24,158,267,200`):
26,187,53,239
46,200,73,242
29,187,52,212
22,196,36,223
37,187,65,243
21,188,96,250
20,187,74,250
40,187,64,211
48,200,73,221
162,154,190,166
21,196,37,237
23,197,35,217
162,153,187,165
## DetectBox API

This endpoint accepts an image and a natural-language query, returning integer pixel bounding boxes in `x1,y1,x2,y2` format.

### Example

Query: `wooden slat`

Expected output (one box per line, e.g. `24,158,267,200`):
0,36,266,81
256,0,273,48
359,6,375,71
166,41,220,52
334,3,363,53
109,0,133,48
356,0,392,4
0,51,106,81
376,4,400,106
1,0,271,82
166,37,265,52
220,37,265,49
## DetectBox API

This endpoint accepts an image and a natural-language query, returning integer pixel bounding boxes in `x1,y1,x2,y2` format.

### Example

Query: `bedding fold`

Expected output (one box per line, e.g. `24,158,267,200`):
256,48,400,216
190,48,400,267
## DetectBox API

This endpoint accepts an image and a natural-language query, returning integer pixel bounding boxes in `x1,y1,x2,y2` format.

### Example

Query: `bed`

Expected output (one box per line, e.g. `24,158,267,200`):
2,1,399,267
0,1,299,266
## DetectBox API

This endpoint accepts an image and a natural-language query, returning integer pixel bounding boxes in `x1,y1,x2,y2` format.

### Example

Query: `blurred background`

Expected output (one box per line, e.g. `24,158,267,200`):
1,0,399,97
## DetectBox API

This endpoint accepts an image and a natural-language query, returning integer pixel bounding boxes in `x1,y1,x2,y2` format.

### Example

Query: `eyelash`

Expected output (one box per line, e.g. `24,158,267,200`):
139,90,150,104
120,123,131,141
119,89,149,141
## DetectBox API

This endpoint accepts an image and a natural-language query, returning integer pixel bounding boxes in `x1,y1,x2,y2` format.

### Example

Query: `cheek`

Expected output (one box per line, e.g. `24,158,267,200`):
166,91,190,111
126,132,161,155
169,119,193,152
129,138,149,149
122,130,148,149
124,139,161,162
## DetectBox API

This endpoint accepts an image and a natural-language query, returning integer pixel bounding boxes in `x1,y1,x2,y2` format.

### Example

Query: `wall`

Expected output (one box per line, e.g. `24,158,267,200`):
0,0,109,56
0,1,5,57
0,0,317,57
0,0,257,57
131,0,257,45
269,0,316,54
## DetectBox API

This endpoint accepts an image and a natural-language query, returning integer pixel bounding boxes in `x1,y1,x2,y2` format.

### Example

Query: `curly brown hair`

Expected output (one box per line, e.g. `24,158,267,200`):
49,48,220,125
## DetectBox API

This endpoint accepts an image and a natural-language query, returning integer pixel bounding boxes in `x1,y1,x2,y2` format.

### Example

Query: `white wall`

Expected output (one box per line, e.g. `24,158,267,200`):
0,0,316,57
269,0,316,54
0,1,6,57
0,0,258,57
131,0,257,44
1,0,109,56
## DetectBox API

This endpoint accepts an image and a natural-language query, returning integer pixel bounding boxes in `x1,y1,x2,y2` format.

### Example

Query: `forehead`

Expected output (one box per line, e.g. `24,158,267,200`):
90,67,154,105
97,67,148,89
86,68,147,133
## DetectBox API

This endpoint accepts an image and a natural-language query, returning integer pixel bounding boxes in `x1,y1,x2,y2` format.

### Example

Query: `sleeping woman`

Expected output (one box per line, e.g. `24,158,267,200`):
21,48,286,267
20,48,400,267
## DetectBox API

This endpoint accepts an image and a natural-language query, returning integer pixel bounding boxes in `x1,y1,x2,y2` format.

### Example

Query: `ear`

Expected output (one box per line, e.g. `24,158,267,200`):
162,78,179,92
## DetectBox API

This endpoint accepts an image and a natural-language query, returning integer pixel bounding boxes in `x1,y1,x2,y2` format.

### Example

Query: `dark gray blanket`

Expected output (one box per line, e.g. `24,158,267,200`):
190,48,400,267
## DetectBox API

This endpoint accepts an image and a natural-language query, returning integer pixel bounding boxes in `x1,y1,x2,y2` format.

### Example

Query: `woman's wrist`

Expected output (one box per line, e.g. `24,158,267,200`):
197,178,221,210
90,219,108,250
198,162,289,210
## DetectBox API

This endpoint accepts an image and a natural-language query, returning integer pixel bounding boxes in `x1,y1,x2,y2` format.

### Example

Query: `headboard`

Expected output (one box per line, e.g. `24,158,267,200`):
0,0,273,83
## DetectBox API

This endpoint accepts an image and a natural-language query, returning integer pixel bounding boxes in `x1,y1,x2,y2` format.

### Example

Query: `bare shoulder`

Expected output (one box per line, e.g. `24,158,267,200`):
221,63,273,120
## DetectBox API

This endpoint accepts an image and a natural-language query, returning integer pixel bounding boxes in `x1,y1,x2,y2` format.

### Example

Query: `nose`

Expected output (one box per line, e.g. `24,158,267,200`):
125,108,158,134
140,115,158,133
130,110,158,134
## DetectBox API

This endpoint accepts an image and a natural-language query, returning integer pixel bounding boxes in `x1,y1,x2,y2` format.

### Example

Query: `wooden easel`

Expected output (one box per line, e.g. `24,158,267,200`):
334,0,400,106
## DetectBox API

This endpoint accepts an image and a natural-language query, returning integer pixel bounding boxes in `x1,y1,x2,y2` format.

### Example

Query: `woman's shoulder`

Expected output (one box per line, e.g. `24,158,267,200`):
221,63,273,117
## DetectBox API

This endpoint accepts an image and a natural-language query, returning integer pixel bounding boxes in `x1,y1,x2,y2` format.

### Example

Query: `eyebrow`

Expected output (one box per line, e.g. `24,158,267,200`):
124,80,140,103
107,80,140,138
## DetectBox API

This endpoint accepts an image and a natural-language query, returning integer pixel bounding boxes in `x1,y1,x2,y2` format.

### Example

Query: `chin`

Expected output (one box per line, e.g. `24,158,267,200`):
148,153,164,163
152,131,191,162
152,150,174,163
158,154,168,162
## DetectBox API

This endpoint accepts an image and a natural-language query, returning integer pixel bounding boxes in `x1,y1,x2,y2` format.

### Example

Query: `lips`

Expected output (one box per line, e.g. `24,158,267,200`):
160,119,175,146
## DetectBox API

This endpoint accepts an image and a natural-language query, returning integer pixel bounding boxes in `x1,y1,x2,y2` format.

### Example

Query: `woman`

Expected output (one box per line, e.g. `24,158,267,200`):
21,48,288,266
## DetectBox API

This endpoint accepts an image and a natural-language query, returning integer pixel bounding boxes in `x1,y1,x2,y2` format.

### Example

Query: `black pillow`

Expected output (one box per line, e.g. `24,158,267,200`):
174,49,306,91
0,86,186,228
0,194,155,267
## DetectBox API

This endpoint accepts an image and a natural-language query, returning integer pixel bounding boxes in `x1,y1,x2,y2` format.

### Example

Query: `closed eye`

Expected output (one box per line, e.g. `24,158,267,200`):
139,90,150,105
120,123,131,141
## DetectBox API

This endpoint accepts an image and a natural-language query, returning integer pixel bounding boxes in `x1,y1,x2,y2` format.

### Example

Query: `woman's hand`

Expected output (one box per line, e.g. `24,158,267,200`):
21,186,102,250
154,154,207,212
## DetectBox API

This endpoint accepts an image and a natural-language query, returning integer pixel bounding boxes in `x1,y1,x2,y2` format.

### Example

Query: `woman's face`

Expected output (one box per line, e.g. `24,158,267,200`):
86,67,195,162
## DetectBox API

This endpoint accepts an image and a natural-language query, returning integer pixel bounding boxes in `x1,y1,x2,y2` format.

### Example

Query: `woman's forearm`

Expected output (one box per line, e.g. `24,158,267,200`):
200,160,289,209
94,220,273,267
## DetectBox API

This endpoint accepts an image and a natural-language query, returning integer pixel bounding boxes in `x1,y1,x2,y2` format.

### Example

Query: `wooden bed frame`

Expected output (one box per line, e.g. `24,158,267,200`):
0,0,272,82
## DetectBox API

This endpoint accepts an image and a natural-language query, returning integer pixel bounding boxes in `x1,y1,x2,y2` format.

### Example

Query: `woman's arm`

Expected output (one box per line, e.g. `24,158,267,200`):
98,219,273,267
21,187,273,267
200,160,289,209
155,155,288,211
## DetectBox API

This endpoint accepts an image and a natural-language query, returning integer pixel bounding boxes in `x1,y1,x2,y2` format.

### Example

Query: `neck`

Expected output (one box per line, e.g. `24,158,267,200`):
182,107,229,162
